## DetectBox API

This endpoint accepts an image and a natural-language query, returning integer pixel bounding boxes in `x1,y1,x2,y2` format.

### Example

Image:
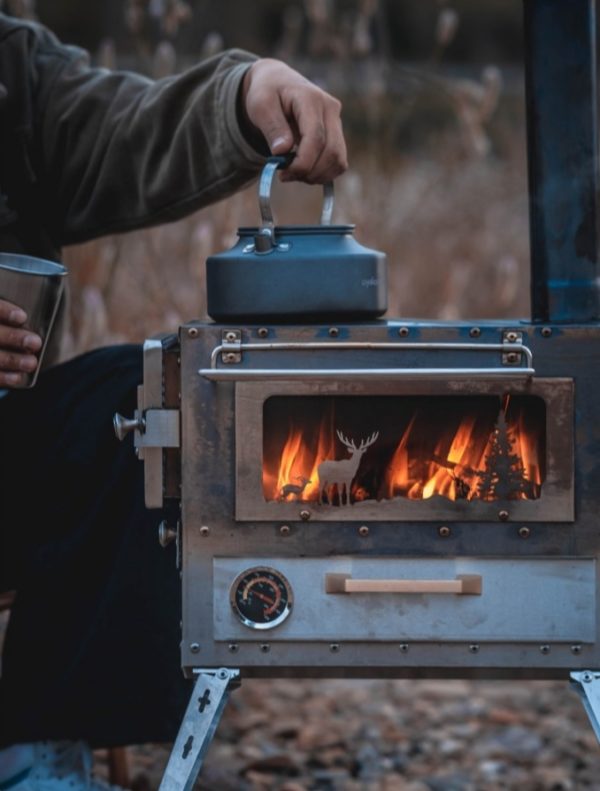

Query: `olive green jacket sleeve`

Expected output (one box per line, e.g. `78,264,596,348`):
0,15,266,247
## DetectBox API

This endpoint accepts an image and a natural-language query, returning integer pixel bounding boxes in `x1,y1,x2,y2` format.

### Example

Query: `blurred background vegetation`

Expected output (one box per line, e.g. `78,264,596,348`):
2,0,530,354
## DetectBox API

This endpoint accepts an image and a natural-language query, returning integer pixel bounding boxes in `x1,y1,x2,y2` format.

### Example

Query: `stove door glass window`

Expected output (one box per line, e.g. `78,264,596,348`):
262,395,546,506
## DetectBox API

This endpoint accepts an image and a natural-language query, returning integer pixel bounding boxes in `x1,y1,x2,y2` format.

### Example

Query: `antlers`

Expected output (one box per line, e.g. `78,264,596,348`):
336,430,379,452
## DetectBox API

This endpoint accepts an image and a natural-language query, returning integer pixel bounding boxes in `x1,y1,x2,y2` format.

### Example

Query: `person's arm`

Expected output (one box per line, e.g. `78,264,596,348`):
30,26,346,244
0,18,347,385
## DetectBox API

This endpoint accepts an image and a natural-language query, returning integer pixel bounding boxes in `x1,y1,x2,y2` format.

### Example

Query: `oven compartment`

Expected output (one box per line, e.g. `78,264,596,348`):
213,556,595,643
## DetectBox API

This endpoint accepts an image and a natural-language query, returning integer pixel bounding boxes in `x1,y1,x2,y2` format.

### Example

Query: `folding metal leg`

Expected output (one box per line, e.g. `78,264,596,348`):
570,670,600,743
159,668,241,791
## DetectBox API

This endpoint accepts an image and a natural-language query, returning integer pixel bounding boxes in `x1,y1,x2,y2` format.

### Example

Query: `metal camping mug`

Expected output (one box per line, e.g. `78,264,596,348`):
0,253,68,387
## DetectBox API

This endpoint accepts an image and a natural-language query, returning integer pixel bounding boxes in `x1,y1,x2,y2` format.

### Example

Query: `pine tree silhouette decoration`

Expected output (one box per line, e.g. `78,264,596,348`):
476,407,531,501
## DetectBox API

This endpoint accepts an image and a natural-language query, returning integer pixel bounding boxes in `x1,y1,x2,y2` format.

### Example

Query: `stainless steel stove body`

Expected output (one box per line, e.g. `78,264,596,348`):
131,318,598,681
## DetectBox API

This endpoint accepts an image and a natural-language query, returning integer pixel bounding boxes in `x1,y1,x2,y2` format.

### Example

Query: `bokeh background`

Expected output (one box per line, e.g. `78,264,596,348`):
4,2,598,789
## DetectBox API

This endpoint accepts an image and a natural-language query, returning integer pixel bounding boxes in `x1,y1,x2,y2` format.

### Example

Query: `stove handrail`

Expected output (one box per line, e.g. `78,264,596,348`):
199,339,535,380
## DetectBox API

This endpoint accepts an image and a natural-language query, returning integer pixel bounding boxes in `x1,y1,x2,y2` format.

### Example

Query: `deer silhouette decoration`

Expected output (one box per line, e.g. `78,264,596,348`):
317,430,379,506
278,475,312,501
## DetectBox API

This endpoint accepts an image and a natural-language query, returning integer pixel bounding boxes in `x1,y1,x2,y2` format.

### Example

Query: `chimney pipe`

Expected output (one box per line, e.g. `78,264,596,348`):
524,0,600,323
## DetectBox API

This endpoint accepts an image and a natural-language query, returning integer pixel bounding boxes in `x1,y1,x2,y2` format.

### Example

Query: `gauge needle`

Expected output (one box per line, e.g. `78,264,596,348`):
253,591,275,606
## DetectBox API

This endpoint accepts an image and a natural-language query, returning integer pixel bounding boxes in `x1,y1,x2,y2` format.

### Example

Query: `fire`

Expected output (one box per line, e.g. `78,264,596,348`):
263,399,544,504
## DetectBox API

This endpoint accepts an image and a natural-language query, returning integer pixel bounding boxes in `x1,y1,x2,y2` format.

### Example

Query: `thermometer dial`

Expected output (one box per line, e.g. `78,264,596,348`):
230,567,293,630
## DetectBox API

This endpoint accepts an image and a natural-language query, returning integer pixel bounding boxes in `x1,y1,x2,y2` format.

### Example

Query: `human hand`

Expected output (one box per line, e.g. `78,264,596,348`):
241,58,348,184
0,299,42,387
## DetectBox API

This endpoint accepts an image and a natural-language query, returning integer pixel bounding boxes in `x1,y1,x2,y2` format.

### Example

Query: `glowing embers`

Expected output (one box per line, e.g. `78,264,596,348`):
262,395,545,506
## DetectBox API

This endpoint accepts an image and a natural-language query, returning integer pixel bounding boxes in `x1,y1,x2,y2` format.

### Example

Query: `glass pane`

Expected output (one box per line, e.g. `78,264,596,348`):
263,395,545,506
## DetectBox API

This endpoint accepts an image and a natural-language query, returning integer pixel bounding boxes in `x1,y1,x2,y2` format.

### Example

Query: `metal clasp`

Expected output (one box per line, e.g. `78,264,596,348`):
221,329,242,364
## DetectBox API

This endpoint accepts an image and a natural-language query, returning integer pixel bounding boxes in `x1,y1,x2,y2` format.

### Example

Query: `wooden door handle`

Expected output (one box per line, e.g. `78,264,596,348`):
325,573,482,595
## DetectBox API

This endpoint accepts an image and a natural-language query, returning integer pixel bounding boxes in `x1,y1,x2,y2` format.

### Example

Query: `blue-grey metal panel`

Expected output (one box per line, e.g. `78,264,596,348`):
213,557,595,643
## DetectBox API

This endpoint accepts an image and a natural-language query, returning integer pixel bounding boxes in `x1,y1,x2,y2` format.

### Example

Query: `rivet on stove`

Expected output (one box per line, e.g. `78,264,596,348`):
329,327,339,337
224,331,238,342
468,644,480,654
279,524,291,536
438,525,451,538
190,643,200,653
571,644,582,655
469,327,481,338
399,644,409,653
329,643,340,653
228,644,239,654
539,644,550,655
505,331,519,343
541,327,553,338
358,525,370,537
199,525,210,536
398,326,410,337
498,510,509,522
223,352,238,363
518,526,530,539
299,509,311,521
257,327,269,338
187,327,199,338
259,644,270,653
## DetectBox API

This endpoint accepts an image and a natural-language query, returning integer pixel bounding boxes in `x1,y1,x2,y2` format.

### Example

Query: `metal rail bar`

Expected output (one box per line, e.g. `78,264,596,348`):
200,340,535,379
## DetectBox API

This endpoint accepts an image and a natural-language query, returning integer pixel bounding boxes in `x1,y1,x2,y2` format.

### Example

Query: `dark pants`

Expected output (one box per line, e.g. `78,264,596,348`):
0,346,190,748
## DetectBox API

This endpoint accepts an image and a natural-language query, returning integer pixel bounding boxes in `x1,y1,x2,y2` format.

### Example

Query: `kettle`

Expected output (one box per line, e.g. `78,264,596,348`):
206,157,387,322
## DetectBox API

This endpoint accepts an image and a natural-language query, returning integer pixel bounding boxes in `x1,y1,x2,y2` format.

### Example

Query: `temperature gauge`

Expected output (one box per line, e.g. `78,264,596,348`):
230,567,293,630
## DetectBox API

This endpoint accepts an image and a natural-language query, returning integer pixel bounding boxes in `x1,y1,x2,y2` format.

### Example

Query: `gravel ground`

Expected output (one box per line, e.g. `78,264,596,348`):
3,610,598,790
117,677,600,791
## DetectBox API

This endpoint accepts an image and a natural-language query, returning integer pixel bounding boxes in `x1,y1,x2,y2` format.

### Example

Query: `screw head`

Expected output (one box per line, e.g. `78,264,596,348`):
540,644,550,655
328,327,339,338
438,525,451,538
279,524,291,536
329,643,340,653
223,352,238,363
498,510,509,522
571,644,582,655
259,644,270,653
399,644,409,653
469,644,480,653
225,331,238,342
518,526,530,539
505,331,519,343
190,643,200,654
506,351,519,363
469,327,481,338
257,327,269,338
541,326,553,338
187,327,199,338
299,509,311,521
358,525,370,537
199,525,210,537
398,326,410,337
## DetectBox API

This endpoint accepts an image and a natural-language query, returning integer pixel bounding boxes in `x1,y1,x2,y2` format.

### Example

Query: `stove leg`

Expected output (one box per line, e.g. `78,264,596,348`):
570,670,600,742
158,667,241,791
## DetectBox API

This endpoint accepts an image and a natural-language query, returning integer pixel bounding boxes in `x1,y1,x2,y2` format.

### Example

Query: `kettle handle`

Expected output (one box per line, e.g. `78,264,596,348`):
258,155,334,232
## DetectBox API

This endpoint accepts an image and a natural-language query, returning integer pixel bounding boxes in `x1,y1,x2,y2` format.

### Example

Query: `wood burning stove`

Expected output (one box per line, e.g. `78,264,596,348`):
113,1,600,786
